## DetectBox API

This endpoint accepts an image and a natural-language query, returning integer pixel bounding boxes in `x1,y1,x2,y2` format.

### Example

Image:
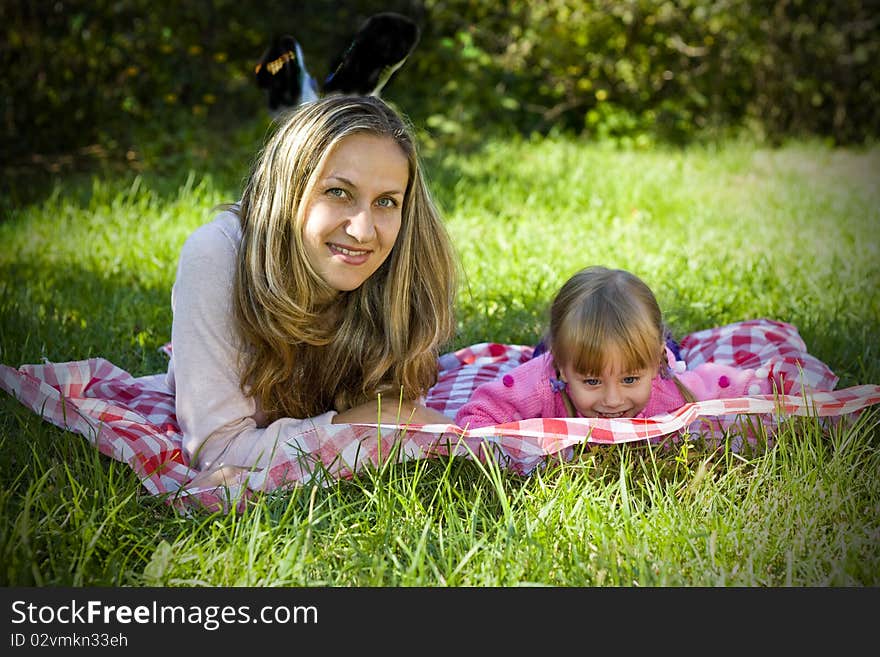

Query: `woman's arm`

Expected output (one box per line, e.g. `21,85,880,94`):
168,212,336,472
334,398,452,425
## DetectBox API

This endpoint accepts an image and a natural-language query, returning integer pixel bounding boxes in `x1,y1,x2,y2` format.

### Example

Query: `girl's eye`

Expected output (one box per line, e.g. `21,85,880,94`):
583,378,601,387
622,376,639,385
376,196,398,209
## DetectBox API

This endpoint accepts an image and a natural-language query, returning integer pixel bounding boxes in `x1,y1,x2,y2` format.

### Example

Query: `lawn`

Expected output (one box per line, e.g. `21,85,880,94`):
1,125,878,586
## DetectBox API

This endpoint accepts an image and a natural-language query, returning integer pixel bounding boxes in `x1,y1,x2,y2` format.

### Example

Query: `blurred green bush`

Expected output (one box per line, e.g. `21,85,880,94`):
3,0,878,167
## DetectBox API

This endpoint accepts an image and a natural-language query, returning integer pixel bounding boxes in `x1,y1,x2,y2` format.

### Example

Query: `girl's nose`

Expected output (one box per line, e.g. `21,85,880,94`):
603,383,623,407
345,207,376,243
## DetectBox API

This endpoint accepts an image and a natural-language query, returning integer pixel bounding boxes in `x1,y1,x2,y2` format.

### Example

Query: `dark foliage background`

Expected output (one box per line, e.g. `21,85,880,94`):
3,0,878,171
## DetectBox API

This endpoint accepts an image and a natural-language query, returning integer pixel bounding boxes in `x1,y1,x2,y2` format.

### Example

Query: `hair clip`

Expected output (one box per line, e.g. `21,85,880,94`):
549,377,567,393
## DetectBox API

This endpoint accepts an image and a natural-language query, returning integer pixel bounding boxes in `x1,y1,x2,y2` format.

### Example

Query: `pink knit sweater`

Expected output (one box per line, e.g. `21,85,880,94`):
454,352,778,429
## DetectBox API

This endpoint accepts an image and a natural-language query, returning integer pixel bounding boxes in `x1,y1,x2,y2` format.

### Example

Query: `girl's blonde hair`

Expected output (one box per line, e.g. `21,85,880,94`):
231,95,457,419
547,266,695,414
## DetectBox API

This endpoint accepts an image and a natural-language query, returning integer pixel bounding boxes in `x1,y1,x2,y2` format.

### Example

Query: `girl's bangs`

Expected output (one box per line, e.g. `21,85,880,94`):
560,316,660,375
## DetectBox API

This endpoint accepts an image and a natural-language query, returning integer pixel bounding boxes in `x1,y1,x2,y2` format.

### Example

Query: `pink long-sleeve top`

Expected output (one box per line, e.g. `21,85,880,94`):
454,351,777,429
165,210,337,470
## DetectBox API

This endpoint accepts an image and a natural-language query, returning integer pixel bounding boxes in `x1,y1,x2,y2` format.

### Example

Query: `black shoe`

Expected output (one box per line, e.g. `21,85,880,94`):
255,35,318,115
323,12,420,97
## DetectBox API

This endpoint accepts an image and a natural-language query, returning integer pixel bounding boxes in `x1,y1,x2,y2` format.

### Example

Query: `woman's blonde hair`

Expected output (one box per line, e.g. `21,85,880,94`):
547,266,695,414
231,95,457,419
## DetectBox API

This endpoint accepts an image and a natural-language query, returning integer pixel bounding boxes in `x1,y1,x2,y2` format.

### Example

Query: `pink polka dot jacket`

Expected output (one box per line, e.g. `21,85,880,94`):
453,351,778,429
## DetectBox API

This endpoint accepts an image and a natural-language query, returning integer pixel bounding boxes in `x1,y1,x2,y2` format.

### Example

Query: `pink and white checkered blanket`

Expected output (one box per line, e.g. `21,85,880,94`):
2,319,878,513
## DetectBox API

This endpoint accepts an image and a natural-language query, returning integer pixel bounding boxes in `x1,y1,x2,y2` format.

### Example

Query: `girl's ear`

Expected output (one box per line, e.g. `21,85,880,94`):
658,346,672,378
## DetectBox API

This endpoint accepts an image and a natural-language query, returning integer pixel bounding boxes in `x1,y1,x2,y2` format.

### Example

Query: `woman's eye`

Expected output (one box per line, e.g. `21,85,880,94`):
327,187,347,199
376,196,398,208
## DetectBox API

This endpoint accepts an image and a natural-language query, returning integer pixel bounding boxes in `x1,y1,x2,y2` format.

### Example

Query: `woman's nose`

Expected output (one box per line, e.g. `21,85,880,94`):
345,207,376,243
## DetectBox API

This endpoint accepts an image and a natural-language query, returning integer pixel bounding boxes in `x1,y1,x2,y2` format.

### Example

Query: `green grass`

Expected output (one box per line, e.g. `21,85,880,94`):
1,128,878,586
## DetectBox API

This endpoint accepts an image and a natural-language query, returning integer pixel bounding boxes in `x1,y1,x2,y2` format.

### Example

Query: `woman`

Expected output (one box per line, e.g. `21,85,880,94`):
167,95,457,484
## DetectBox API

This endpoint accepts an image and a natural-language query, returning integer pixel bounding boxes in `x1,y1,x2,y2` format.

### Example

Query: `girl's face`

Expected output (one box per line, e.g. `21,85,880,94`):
302,132,408,292
558,346,659,418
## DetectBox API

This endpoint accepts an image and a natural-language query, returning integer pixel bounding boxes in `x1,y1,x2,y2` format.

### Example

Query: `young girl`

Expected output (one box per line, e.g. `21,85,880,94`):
167,95,457,484
454,266,794,429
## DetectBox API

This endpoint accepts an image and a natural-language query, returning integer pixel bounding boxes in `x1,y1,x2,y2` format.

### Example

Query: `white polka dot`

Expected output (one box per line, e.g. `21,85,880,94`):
748,384,762,395
755,367,769,379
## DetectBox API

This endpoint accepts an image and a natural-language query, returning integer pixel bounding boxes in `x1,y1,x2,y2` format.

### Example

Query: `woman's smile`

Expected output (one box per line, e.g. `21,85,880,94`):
327,242,372,263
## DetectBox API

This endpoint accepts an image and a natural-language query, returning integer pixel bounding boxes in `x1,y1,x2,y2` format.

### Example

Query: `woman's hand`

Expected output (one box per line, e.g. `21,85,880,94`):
333,399,452,425
183,464,251,491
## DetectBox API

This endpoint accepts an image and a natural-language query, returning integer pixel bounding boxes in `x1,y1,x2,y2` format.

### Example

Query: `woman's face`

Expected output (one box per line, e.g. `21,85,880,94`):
302,132,408,292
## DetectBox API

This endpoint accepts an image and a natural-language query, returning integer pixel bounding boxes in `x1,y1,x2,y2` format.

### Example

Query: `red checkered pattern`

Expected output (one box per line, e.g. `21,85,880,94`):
2,320,876,513
426,342,534,417
679,319,839,393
